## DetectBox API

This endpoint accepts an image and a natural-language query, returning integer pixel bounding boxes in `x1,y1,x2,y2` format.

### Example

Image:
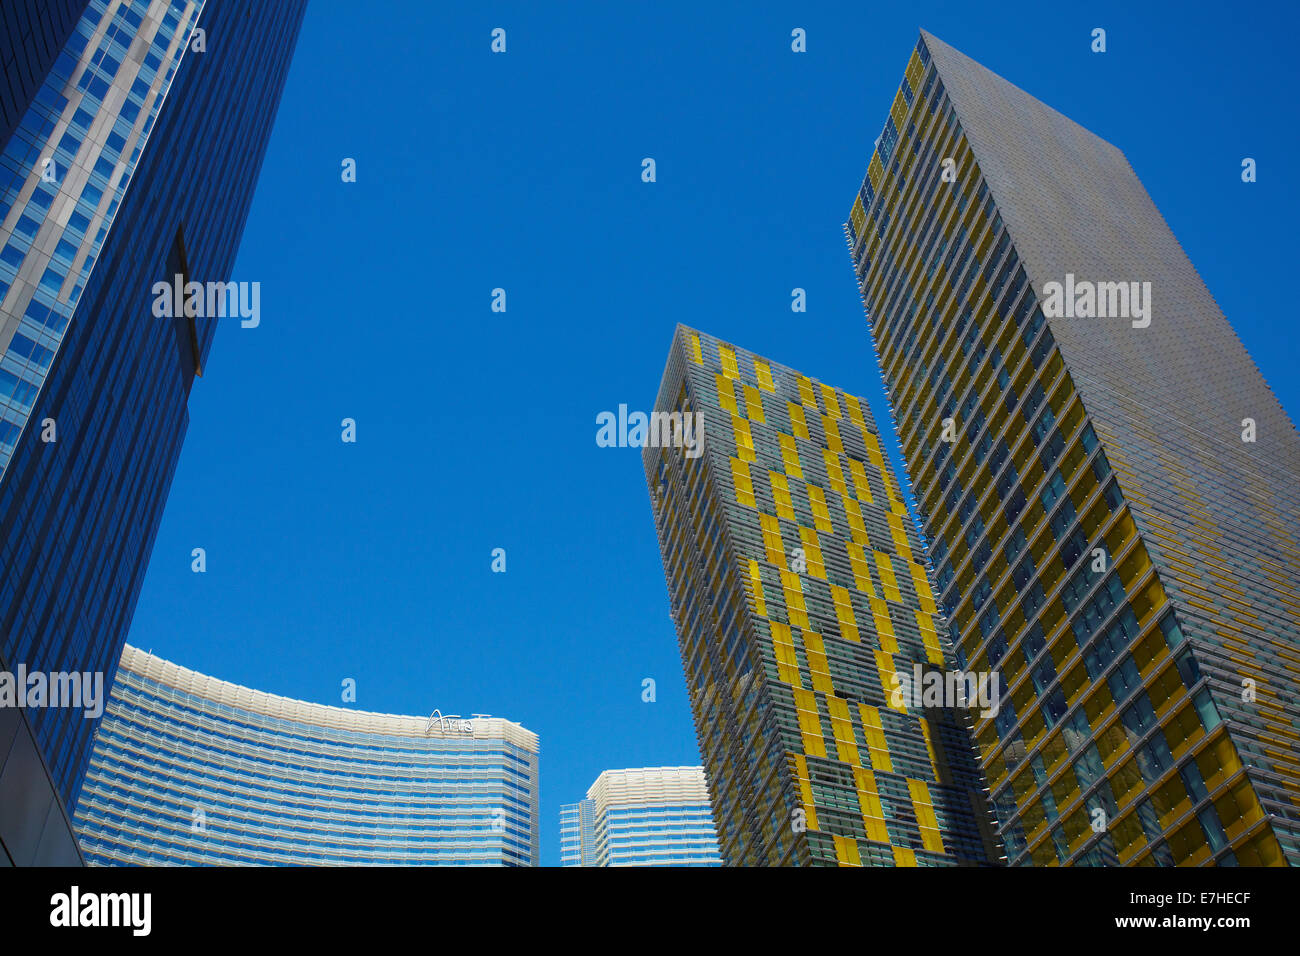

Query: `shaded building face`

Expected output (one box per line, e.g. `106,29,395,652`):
846,32,1300,866
0,0,307,850
645,325,1000,866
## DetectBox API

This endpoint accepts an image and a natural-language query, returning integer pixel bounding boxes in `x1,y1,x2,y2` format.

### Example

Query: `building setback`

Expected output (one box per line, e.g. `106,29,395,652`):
561,766,721,866
74,645,541,866
845,31,1300,865
644,325,1001,866
0,0,306,866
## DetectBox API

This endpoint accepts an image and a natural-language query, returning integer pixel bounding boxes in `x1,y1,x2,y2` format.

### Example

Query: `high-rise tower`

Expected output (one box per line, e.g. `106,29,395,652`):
0,0,307,865
644,325,1001,866
560,766,721,867
845,31,1300,866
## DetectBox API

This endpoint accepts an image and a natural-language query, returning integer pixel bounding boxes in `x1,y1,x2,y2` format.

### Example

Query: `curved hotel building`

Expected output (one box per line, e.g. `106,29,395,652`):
72,645,539,866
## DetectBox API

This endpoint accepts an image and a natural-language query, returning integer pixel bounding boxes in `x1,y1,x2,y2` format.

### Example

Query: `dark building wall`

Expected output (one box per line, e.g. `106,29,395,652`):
0,0,90,151
0,703,83,865
0,0,308,821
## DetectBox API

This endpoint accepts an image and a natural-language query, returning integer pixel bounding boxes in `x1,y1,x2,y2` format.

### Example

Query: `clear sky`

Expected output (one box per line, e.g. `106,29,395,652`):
124,0,1299,865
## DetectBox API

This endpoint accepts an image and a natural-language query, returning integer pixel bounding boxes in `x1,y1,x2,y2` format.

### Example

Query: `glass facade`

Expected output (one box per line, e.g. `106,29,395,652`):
845,32,1300,866
74,645,541,866
560,767,720,867
644,326,1000,866
0,0,88,150
0,0,307,818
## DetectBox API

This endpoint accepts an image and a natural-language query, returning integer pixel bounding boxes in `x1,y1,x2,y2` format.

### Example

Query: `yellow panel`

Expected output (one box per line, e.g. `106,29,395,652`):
730,457,755,508
908,780,946,854
731,415,756,462
759,512,785,564
847,542,878,597
688,333,702,363
719,345,739,380
827,695,860,765
820,385,842,419
804,631,835,695
890,88,907,127
905,50,923,89
822,417,844,456
787,402,810,440
793,687,827,758
796,375,817,409
868,152,883,190
794,754,819,831
743,384,765,423
806,484,833,533
830,584,860,643
871,598,898,652
848,458,875,503
842,496,870,546
798,526,826,579
832,834,862,866
779,433,803,478
916,610,944,665
755,360,776,392
858,705,894,774
852,766,882,818
844,394,867,428
822,450,847,495
889,521,913,561
849,198,866,236
874,551,901,602
771,621,801,687
876,650,906,713
782,569,809,629
910,562,937,615
892,846,917,866
716,373,738,415
769,472,796,521
747,558,767,617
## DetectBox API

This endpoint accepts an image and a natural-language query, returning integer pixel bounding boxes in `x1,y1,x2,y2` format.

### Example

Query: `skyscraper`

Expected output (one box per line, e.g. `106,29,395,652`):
560,766,721,867
644,326,1001,866
844,31,1300,866
74,645,541,866
0,0,306,866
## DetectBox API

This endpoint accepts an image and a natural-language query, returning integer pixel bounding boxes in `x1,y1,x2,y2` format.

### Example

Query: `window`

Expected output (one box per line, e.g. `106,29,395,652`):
1180,761,1209,803
1003,527,1028,564
1040,470,1066,510
1120,692,1157,745
1175,647,1201,688
1193,689,1221,731
1107,655,1141,706
1159,611,1185,649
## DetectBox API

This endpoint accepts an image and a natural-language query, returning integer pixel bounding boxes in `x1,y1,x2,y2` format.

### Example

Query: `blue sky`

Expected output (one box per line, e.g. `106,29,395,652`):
124,0,1299,865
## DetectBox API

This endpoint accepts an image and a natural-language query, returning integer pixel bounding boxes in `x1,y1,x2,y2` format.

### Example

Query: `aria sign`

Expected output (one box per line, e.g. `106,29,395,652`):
424,710,474,735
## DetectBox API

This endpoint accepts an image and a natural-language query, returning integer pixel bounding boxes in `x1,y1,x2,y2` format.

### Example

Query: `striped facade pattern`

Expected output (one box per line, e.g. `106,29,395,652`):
73,645,540,866
845,32,1298,865
644,326,1000,866
560,766,720,867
